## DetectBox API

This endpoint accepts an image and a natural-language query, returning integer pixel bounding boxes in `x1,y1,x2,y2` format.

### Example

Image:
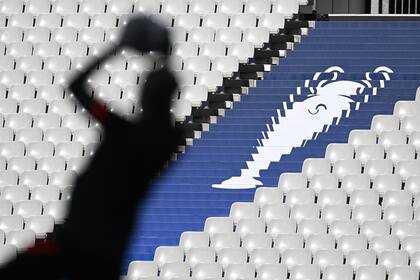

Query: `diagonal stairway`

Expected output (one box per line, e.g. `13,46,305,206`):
123,20,420,271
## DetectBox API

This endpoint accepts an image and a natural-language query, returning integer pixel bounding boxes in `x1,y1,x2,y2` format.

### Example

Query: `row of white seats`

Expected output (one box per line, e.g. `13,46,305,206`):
300,158,420,180
0,127,101,145
0,170,76,188
0,209,66,232
0,43,253,69
0,26,270,49
0,0,302,17
151,246,419,270
0,185,71,203
127,262,419,280
0,13,287,34
277,172,420,194
0,155,89,174
0,142,95,162
0,67,224,88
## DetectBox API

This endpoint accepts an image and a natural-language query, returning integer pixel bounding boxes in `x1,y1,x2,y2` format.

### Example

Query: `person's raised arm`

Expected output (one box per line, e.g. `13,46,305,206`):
68,16,171,124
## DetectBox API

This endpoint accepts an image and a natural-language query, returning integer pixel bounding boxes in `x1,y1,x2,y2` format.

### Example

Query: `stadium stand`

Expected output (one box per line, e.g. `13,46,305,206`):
0,0,419,279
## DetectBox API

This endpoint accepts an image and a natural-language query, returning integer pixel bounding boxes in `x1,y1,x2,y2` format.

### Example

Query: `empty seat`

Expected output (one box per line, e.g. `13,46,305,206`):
224,263,255,280
0,200,12,216
373,174,402,195
409,132,420,151
309,174,339,194
406,176,420,195
348,130,377,148
0,27,23,43
364,159,394,179
127,261,158,279
0,244,17,266
389,266,420,280
14,200,42,219
196,71,224,91
267,219,296,238
27,0,51,14
0,99,18,114
20,170,48,187
0,216,23,233
192,263,222,280
190,0,216,15
189,27,215,44
249,248,280,268
321,204,351,224
153,246,184,268
387,144,416,164
52,0,78,14
325,143,354,164
171,99,192,121
6,230,36,253
8,157,36,174
313,250,344,271
227,42,254,63
0,71,25,87
215,28,242,45
384,206,414,224
174,14,201,31
179,232,209,251
259,14,286,33
203,14,229,29
31,186,60,204
36,14,61,29
62,114,89,131
185,247,216,267
162,0,188,15
401,116,420,135
371,115,400,134
395,160,420,181
236,218,265,238
290,264,321,280
355,145,384,165
281,248,311,268
63,14,89,29
0,171,19,189
7,42,32,57
34,42,60,57
218,0,243,15
229,202,259,224
80,0,106,15
25,215,54,238
49,171,77,188
243,27,270,48
371,236,400,254
274,234,303,253
0,142,25,160
272,0,299,18
210,232,240,252
260,204,290,224
245,0,271,15
180,85,208,107
394,100,420,119
38,157,66,173
184,56,211,73
44,200,68,223
378,250,409,272
160,262,190,280
213,56,239,77
290,203,319,222
302,158,331,179
231,14,257,30
254,187,283,207
333,159,362,180
134,0,160,14
382,190,412,208
355,265,386,280
257,264,287,280
0,128,13,142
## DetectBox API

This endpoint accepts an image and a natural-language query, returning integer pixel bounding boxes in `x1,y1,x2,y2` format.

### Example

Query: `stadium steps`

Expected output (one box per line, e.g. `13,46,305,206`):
123,20,420,272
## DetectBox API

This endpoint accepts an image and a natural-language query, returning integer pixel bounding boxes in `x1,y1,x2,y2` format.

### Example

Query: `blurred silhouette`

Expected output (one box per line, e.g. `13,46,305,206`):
0,17,179,280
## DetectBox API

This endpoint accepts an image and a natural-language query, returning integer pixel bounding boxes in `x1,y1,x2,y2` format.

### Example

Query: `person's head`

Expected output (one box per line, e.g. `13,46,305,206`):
140,67,178,118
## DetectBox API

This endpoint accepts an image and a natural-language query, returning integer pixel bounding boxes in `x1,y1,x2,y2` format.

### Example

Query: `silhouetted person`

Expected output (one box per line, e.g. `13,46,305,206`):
0,17,180,280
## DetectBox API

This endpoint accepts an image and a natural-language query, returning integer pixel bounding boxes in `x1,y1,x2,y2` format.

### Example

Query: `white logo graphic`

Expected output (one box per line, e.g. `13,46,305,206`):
212,66,394,189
